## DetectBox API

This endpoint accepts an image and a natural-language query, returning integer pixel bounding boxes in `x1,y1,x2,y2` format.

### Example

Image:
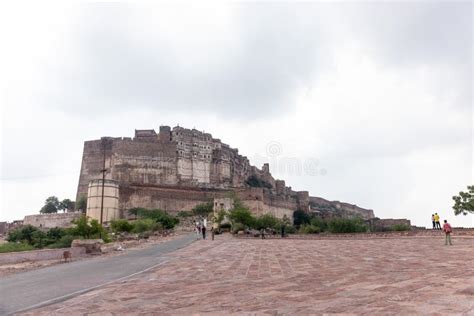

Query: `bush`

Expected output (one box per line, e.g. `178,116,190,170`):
47,235,76,249
310,217,328,232
31,230,48,248
129,208,179,229
255,214,280,230
132,219,163,233
231,222,245,234
177,210,193,218
298,224,320,234
71,215,109,240
7,225,40,245
111,219,134,233
0,242,35,253
391,224,411,231
293,210,311,227
192,202,214,216
46,227,67,240
228,207,255,228
328,218,368,234
284,225,296,234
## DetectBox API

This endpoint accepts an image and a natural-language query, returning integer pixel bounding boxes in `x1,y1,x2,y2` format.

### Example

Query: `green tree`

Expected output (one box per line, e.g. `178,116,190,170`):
76,195,87,212
228,206,255,228
40,196,60,214
59,199,75,213
255,213,280,230
71,215,108,240
453,185,474,215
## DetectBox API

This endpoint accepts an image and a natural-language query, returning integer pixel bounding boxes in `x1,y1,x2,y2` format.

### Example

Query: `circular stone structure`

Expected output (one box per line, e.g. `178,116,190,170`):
86,179,120,224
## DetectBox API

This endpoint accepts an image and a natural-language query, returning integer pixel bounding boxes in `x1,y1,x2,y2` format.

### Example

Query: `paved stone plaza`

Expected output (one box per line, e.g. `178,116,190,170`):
25,235,474,315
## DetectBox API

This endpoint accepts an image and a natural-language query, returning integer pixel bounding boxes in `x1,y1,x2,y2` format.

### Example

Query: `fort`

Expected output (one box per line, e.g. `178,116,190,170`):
76,126,375,223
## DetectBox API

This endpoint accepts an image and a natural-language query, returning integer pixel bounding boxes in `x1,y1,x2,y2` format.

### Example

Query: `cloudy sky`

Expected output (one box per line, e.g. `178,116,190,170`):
0,2,472,227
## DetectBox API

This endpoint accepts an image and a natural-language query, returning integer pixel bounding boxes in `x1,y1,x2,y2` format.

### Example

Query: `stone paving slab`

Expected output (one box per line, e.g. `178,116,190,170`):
23,235,474,315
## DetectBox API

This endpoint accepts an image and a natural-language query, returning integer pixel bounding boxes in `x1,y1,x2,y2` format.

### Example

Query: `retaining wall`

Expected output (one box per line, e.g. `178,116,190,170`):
0,247,86,265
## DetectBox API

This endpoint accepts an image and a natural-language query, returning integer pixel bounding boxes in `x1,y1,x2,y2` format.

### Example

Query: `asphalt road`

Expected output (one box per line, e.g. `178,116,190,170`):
0,233,197,315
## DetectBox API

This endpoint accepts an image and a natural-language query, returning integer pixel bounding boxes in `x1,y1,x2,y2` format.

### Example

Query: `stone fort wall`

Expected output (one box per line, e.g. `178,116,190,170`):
119,184,297,220
77,126,375,221
23,212,82,229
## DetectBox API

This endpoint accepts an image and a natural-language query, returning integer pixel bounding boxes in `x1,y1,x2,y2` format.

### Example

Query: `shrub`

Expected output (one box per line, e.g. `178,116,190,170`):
7,225,40,245
46,227,66,240
310,217,328,232
31,230,48,248
298,224,320,234
177,210,193,218
284,225,296,234
328,218,368,234
391,224,411,231
231,222,245,234
47,235,76,249
0,243,35,253
192,202,214,216
255,214,280,230
228,207,255,228
71,215,109,240
129,208,179,229
293,210,311,227
110,219,134,233
132,219,163,233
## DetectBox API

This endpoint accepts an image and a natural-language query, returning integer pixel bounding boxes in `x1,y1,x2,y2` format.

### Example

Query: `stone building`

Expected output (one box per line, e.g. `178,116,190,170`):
77,126,374,223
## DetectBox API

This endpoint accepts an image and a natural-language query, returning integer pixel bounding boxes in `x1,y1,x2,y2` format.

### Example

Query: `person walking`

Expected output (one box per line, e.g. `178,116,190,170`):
442,220,453,246
202,225,207,240
195,222,201,239
434,213,441,230
431,214,436,229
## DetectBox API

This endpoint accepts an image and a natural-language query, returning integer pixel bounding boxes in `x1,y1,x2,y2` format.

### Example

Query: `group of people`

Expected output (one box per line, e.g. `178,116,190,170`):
431,213,453,246
431,213,442,229
194,220,215,240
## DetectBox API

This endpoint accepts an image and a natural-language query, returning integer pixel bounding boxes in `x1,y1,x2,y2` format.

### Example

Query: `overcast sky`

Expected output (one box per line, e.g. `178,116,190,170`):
0,2,472,227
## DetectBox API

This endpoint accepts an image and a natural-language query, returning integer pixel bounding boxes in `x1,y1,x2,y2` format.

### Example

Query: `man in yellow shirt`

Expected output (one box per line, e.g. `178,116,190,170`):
434,213,441,230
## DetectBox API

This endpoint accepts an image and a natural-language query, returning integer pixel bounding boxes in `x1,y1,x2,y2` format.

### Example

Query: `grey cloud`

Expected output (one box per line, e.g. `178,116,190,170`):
45,3,333,119
37,2,472,119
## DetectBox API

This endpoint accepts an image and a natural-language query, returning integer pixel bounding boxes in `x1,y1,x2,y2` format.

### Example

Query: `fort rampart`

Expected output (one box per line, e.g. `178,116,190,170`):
77,126,374,222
